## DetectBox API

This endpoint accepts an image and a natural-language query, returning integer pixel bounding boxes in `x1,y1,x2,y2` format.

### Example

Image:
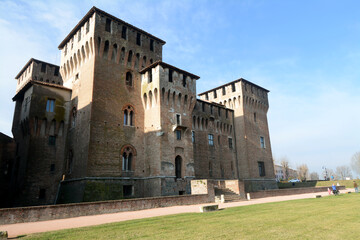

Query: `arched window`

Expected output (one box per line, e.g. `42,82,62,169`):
126,72,132,87
121,145,136,171
123,105,135,126
129,111,133,126
124,109,128,125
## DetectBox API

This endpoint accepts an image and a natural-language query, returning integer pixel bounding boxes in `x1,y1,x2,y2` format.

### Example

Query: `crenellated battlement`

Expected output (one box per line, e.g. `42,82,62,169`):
140,61,199,112
198,78,269,112
15,58,63,93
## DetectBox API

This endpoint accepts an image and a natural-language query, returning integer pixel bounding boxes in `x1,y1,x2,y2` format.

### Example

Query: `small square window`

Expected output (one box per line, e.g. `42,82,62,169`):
260,136,265,148
123,185,133,197
228,138,233,149
208,134,214,146
49,136,56,146
46,99,55,112
39,189,46,199
50,164,55,173
176,130,181,140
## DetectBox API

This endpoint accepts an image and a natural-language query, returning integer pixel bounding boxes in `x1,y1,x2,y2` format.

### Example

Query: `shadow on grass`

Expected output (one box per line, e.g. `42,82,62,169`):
9,235,27,239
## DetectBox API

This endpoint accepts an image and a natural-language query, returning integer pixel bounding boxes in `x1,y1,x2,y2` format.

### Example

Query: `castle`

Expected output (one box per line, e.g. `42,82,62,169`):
9,7,276,206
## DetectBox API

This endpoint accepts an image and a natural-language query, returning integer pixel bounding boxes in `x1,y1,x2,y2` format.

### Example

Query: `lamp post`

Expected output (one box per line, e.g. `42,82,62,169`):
322,166,328,180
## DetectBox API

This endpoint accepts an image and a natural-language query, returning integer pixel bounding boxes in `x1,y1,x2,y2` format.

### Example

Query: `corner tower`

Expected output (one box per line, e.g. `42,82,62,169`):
57,7,166,202
199,79,276,191
140,62,199,196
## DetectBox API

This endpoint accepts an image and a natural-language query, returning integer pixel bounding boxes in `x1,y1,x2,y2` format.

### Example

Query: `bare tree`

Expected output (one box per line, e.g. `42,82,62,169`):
297,164,309,181
310,172,319,180
351,152,360,176
280,157,290,180
336,165,353,180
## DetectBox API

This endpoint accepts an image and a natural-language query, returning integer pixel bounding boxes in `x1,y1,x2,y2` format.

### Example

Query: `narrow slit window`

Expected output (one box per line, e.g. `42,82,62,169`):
169,69,173,82
136,33,141,46
105,18,111,32
150,39,154,51
122,26,127,39
41,63,46,73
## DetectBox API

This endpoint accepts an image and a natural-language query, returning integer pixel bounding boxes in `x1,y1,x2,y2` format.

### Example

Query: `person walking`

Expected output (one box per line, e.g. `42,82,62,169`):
354,181,358,193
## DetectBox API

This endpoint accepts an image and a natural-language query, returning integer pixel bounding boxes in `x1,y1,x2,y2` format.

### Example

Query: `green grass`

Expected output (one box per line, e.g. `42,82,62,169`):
278,179,359,189
22,193,360,240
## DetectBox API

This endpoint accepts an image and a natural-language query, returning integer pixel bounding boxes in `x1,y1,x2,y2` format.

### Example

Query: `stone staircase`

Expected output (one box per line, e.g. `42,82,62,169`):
214,188,244,203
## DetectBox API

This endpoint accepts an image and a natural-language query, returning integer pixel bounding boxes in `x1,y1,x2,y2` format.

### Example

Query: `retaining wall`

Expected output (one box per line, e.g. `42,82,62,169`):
0,194,210,225
248,186,345,199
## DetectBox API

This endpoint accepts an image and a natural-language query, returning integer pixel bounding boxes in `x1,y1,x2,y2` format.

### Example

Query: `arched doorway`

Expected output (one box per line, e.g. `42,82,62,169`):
175,155,182,179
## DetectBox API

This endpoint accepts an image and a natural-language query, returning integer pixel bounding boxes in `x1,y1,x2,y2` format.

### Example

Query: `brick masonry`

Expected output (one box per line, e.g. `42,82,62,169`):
8,6,278,207
0,194,210,225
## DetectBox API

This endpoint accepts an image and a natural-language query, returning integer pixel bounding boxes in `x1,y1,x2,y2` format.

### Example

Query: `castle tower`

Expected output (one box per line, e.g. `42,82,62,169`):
11,59,71,206
140,62,199,196
198,79,276,191
56,7,166,202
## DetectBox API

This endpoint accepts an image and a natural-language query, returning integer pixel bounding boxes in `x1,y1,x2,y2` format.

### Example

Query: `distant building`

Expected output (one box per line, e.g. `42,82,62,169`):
8,7,277,207
274,164,297,181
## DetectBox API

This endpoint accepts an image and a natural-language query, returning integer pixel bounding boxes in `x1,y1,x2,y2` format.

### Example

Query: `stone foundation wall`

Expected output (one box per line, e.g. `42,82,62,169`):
0,194,210,225
244,179,278,192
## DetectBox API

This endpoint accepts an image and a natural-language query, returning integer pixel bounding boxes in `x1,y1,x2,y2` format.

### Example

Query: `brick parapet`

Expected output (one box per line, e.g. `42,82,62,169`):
0,194,210,225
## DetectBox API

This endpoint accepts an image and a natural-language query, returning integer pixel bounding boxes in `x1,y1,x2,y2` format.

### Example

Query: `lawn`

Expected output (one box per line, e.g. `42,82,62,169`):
278,179,359,189
24,194,360,240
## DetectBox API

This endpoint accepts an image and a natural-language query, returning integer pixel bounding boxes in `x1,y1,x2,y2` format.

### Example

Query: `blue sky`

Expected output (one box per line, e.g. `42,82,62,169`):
1,0,360,177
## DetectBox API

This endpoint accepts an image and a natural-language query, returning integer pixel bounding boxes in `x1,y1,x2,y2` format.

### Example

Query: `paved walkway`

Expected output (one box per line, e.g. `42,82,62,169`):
0,189,353,238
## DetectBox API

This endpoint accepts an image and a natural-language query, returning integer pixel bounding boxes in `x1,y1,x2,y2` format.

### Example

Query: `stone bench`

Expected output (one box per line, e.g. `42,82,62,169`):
200,204,219,212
